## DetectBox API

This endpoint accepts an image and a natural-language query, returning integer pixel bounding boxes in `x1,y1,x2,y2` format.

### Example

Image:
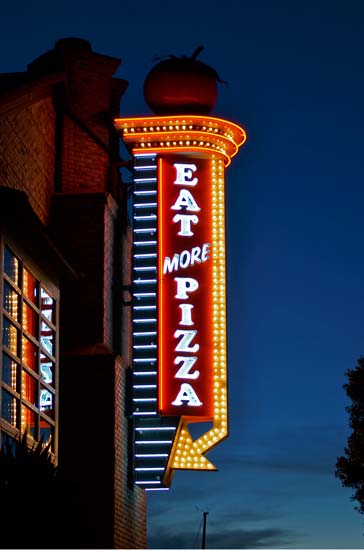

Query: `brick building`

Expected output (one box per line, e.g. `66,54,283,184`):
0,38,146,548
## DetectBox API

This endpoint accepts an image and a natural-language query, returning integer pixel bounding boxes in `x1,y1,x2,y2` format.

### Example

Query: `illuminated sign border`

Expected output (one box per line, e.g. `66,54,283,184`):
115,115,246,489
158,156,214,421
164,156,228,479
115,115,246,167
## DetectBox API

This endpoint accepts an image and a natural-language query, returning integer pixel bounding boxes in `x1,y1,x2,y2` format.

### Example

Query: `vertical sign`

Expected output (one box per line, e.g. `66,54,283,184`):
114,114,247,482
158,156,213,420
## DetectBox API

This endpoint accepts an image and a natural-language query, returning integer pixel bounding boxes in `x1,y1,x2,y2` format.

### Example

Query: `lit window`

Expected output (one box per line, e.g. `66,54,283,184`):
0,245,57,451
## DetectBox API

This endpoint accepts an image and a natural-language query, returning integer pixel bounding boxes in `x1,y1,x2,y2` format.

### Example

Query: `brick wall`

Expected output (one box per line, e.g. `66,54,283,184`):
61,115,110,194
0,95,56,224
51,193,106,351
57,352,115,549
114,356,147,549
114,223,146,549
52,190,147,548
47,39,147,548
0,38,147,549
55,38,123,196
104,195,117,350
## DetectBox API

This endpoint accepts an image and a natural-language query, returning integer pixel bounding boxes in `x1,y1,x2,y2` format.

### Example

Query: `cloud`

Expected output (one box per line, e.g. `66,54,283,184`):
208,526,298,549
148,502,301,549
215,452,333,476
148,524,299,549
149,504,278,527
147,423,346,549
210,422,347,478
216,508,279,524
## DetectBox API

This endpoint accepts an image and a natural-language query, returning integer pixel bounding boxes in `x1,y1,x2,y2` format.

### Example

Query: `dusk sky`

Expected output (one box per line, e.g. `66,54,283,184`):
2,0,364,547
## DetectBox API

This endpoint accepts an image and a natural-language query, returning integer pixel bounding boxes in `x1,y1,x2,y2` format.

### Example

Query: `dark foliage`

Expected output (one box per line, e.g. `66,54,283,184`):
0,432,82,549
336,357,364,515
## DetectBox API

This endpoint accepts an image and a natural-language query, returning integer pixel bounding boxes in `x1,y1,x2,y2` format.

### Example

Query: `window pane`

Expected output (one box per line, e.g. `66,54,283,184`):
2,247,58,446
4,247,19,286
40,354,54,386
23,302,38,337
2,353,18,391
2,389,17,426
40,386,54,418
40,322,54,356
22,370,38,407
23,269,38,305
40,418,53,445
3,282,20,321
21,405,37,439
40,288,55,325
22,337,38,372
3,317,18,356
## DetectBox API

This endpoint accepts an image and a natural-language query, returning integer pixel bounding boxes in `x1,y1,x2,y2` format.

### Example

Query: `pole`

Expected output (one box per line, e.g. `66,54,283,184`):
202,512,208,549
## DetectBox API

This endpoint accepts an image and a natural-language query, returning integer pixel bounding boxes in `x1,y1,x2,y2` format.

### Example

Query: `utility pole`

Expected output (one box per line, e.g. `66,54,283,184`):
202,512,208,549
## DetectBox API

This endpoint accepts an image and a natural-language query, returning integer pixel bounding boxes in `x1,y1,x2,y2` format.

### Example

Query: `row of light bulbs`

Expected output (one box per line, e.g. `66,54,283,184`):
126,125,221,133
171,158,228,470
135,141,229,156
123,122,237,143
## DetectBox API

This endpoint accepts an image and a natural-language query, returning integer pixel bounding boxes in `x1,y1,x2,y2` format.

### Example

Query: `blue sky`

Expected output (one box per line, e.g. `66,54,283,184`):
2,0,364,547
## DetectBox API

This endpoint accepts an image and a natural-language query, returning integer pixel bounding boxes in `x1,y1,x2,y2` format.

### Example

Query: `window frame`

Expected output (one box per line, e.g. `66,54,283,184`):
0,234,59,459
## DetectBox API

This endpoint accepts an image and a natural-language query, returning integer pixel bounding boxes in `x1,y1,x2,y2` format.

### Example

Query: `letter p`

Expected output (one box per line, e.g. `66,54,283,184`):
174,277,199,299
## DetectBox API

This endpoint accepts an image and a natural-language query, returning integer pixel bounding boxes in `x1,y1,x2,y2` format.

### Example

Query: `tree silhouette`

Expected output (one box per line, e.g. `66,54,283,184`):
0,431,81,549
336,357,364,515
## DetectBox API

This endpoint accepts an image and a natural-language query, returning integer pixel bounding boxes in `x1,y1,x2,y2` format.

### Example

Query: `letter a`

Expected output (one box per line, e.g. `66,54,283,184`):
172,383,203,407
171,189,201,212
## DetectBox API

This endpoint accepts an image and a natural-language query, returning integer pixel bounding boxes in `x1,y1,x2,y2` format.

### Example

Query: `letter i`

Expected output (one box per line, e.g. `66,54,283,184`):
179,304,194,326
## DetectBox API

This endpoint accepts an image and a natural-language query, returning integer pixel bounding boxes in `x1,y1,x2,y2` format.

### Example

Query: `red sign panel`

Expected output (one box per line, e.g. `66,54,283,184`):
158,155,213,420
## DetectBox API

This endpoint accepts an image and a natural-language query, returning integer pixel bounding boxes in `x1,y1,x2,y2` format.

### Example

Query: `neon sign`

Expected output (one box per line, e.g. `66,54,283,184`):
114,115,246,488
158,157,213,420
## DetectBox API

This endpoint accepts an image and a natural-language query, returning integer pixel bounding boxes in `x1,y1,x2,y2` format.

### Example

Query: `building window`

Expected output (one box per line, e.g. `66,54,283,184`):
1,244,57,450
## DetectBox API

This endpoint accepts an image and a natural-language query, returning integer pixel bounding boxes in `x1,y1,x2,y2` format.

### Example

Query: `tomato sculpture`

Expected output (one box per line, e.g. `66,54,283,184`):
143,46,224,115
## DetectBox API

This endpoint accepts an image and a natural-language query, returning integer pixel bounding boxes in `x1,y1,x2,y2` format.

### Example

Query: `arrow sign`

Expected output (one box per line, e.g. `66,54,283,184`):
165,398,229,479
158,156,229,480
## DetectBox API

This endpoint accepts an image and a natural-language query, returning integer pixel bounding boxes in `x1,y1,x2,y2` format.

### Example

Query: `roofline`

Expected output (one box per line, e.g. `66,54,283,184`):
0,71,65,115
